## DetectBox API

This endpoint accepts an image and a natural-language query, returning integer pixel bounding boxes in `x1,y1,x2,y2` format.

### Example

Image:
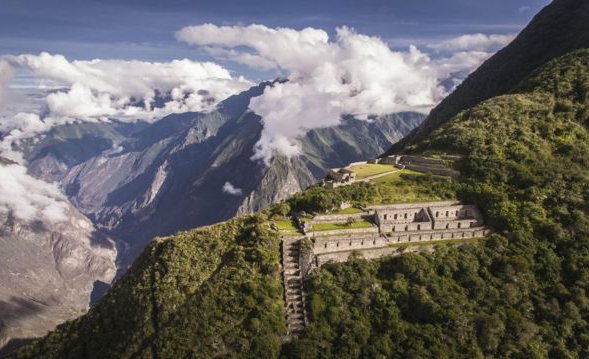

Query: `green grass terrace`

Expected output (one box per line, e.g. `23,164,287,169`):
368,169,456,204
329,207,364,215
273,220,298,231
347,163,396,179
312,220,375,232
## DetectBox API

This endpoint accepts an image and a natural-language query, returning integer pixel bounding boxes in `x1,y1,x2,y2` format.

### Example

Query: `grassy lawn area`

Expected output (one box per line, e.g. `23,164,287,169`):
369,169,456,204
331,207,363,215
274,220,297,231
347,163,396,179
312,220,374,231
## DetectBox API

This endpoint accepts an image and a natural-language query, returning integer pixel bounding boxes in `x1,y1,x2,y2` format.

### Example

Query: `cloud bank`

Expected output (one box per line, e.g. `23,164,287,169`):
0,53,253,163
428,33,515,53
177,25,515,163
0,54,256,224
0,161,68,223
3,53,252,122
177,24,447,163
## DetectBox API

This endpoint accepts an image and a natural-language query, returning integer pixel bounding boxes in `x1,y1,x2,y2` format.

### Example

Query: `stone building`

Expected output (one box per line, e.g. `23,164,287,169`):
374,202,483,232
429,203,483,229
323,168,357,188
374,205,433,232
281,200,491,336
296,200,490,269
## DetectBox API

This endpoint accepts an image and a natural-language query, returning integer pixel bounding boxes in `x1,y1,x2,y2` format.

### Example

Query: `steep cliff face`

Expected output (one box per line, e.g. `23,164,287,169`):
0,161,116,355
21,121,145,183
236,155,315,215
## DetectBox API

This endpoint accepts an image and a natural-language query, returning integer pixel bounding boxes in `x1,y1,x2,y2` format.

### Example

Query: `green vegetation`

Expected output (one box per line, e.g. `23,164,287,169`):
386,0,589,153
284,49,589,358
370,169,456,204
13,215,285,359
287,182,377,214
287,171,455,215
347,163,396,179
274,220,297,231
330,207,363,215
312,221,374,232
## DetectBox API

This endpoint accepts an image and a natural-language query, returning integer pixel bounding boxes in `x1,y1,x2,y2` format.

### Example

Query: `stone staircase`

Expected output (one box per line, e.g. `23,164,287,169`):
281,237,308,337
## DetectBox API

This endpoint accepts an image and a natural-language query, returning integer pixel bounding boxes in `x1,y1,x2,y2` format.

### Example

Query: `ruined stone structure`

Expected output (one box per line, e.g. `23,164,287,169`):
323,168,357,188
376,155,402,166
279,200,490,337
374,202,483,232
300,201,489,268
374,154,460,177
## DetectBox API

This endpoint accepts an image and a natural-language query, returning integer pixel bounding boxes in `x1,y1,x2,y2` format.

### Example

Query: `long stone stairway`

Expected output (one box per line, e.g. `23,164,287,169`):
281,237,308,337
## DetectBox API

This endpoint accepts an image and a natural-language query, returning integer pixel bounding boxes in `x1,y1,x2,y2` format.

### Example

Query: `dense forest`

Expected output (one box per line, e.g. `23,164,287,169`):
12,216,286,358
284,49,589,358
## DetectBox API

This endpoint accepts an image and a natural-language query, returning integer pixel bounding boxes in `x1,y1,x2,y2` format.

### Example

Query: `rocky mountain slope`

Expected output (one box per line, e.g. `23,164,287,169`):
0,159,116,357
9,0,589,357
25,84,422,268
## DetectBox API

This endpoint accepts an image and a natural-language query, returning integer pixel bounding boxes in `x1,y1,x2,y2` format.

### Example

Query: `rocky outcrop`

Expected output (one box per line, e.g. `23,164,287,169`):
0,202,116,356
237,155,315,215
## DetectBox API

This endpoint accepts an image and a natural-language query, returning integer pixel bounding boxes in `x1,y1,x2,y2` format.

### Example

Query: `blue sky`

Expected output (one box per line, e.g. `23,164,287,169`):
0,0,550,79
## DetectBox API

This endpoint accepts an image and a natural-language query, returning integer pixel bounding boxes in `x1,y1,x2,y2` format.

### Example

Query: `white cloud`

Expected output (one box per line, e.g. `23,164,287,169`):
428,33,515,53
0,161,68,223
0,53,254,164
222,182,243,196
3,53,252,123
0,60,14,106
177,24,445,163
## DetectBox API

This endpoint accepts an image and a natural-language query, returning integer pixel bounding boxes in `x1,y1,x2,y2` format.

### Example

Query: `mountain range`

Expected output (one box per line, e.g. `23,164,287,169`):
0,83,423,352
7,0,589,357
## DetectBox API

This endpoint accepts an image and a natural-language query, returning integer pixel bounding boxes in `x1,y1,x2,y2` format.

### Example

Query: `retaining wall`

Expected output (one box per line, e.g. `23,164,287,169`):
310,226,379,237
432,219,480,230
313,234,384,254
311,212,369,224
312,227,490,254
381,222,434,232
367,201,460,211
314,228,490,266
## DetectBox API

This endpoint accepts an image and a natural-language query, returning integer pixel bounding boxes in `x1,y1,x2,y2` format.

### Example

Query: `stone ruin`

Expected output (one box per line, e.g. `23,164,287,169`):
376,154,461,177
279,200,491,337
322,153,460,190
307,201,490,266
323,168,357,188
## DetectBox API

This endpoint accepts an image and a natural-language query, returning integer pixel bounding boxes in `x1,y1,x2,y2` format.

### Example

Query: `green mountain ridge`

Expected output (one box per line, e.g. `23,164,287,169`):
285,48,589,357
386,0,589,154
9,1,589,357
